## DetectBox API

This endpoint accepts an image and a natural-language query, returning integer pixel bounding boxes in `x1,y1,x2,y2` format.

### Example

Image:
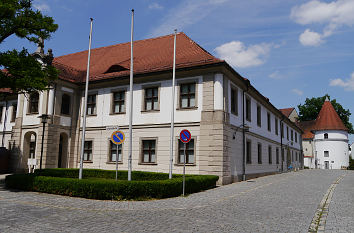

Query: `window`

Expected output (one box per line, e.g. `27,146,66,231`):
144,87,158,111
286,126,289,140
29,141,36,159
178,139,195,164
281,123,284,138
246,140,252,164
231,87,238,115
324,151,329,157
257,105,261,127
28,93,39,114
87,94,96,115
109,141,122,162
324,133,328,139
276,148,279,164
246,97,251,122
291,130,294,141
275,118,278,135
268,146,272,164
267,112,271,131
295,132,298,143
180,83,196,108
142,140,156,163
83,141,93,161
61,94,71,115
257,143,262,164
11,104,17,122
282,148,284,161
112,91,125,113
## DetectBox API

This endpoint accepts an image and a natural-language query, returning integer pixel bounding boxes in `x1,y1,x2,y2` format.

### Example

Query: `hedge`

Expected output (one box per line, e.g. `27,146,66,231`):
5,169,219,200
34,168,183,180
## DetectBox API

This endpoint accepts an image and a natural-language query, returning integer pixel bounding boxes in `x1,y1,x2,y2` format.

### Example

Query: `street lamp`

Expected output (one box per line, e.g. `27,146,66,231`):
38,114,50,169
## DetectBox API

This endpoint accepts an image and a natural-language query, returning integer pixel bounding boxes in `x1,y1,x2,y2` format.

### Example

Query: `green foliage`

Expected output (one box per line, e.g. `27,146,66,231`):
6,169,219,200
0,49,58,93
349,157,354,170
297,94,353,134
0,0,58,93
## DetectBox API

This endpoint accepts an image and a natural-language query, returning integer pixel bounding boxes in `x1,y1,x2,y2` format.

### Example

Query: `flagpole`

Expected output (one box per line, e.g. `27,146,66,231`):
79,18,93,179
128,9,134,181
169,29,177,179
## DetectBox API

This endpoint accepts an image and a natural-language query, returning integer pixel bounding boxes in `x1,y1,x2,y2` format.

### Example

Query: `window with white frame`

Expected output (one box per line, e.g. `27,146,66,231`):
276,148,279,164
84,141,93,161
11,104,17,122
28,93,39,114
258,143,262,164
275,118,279,135
141,139,156,163
324,151,329,157
268,146,272,164
109,141,122,162
257,105,261,127
246,97,251,122
61,94,71,115
267,112,271,131
178,139,195,164
180,83,196,108
112,91,125,113
87,94,96,115
246,140,252,164
144,87,159,111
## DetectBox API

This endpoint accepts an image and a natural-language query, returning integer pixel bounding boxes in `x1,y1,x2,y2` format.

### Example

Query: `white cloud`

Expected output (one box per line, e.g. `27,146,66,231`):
299,29,324,46
148,3,163,10
330,72,354,91
292,88,303,96
33,1,50,12
269,70,284,80
149,0,228,36
214,41,272,68
291,0,354,46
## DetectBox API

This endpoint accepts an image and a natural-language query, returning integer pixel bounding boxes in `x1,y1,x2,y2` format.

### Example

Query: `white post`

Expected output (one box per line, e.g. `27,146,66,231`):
116,143,119,180
169,29,177,179
79,18,93,180
128,9,134,181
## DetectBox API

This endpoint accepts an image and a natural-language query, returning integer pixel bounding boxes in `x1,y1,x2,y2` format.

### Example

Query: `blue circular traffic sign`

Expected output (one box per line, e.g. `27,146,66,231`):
111,130,125,145
180,129,191,143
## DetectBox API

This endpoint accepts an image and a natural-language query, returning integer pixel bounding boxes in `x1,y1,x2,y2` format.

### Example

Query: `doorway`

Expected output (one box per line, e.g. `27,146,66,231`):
324,161,329,169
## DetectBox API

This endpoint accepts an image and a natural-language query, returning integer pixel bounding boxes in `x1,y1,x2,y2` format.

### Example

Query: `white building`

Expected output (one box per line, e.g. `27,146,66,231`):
0,33,303,184
300,98,349,169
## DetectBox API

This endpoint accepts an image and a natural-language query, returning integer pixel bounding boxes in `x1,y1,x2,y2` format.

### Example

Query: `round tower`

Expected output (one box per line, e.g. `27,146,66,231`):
312,97,349,169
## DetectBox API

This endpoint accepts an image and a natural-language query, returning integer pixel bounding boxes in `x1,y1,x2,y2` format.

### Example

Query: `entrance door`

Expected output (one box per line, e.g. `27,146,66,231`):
58,135,63,168
324,161,329,169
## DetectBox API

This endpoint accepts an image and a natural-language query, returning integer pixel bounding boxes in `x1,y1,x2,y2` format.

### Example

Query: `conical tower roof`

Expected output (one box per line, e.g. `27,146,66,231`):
312,98,348,131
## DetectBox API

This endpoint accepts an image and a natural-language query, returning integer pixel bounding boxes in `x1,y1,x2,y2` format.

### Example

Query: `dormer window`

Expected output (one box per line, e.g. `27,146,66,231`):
104,65,128,74
324,133,328,139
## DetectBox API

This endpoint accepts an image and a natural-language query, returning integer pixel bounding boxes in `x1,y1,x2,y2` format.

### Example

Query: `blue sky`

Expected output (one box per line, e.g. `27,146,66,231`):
2,0,354,142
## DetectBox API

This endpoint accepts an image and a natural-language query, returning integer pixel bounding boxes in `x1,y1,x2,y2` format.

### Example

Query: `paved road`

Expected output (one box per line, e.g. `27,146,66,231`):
0,170,353,233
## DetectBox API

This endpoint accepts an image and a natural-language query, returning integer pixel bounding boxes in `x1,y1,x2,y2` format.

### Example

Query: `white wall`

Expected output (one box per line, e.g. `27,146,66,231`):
82,76,203,128
314,130,349,169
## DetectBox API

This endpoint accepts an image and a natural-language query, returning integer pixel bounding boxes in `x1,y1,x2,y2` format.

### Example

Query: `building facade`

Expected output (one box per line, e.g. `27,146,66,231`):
0,33,303,184
300,98,349,169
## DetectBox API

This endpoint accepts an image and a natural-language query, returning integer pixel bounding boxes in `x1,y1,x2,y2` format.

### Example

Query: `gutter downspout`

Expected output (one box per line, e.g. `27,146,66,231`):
242,82,249,181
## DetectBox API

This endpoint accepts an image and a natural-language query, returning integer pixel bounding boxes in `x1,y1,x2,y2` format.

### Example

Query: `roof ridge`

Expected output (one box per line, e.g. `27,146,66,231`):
54,32,181,60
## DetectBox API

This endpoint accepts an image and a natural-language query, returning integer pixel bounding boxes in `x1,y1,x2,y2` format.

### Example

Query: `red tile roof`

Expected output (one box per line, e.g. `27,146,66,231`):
297,120,316,139
312,100,348,131
279,108,295,118
53,32,223,83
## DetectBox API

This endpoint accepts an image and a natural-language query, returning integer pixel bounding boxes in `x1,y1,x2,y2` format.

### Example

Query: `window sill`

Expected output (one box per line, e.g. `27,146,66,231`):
174,163,196,166
106,161,123,164
177,106,198,111
141,109,160,113
110,112,126,115
83,161,93,163
138,162,158,165
26,112,39,115
86,114,97,117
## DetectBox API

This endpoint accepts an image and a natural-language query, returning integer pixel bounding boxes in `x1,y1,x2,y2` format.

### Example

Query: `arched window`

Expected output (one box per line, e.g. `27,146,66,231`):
61,94,71,115
28,93,39,113
324,133,328,139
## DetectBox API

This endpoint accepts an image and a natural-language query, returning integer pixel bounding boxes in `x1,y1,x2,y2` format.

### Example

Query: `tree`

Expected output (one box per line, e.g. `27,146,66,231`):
0,0,58,93
297,94,353,134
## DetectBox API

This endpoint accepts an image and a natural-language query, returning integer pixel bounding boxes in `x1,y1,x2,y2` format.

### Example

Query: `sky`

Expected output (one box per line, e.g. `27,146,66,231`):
2,0,354,143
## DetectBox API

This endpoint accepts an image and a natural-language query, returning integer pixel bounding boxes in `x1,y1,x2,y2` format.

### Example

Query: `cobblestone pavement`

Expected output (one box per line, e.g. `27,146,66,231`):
0,170,353,233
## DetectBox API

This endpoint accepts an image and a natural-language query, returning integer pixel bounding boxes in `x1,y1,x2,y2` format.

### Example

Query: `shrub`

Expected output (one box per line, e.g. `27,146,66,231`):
5,170,218,200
